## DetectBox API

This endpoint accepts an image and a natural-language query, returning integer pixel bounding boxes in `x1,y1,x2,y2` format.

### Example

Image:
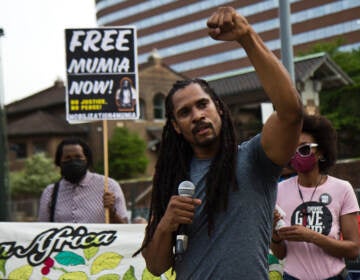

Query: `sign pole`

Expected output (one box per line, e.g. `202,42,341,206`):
103,119,110,223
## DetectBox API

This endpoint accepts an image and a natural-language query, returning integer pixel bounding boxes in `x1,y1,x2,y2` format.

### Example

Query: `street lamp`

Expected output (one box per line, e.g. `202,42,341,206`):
0,27,11,220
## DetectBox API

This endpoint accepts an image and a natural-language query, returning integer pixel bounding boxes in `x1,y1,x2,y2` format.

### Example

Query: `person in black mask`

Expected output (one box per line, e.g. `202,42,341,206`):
38,137,128,223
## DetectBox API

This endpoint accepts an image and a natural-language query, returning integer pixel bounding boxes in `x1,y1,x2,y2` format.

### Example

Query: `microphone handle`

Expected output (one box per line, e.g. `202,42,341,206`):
175,225,188,255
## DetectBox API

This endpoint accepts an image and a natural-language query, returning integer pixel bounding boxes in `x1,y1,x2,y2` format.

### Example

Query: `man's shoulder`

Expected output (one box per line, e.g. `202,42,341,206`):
238,133,261,149
237,134,262,157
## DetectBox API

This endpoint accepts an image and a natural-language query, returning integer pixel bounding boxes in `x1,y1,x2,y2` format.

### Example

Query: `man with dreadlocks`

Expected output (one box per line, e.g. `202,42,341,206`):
136,6,303,279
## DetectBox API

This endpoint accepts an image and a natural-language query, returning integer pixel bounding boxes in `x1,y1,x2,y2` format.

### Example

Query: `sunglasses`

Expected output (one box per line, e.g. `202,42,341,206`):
296,143,318,157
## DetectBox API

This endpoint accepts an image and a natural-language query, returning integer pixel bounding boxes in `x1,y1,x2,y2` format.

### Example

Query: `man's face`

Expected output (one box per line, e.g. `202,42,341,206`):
171,83,222,158
61,144,87,164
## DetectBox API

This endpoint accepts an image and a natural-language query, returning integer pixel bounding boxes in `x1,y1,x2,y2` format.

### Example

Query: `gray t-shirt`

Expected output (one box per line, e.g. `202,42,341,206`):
174,134,282,279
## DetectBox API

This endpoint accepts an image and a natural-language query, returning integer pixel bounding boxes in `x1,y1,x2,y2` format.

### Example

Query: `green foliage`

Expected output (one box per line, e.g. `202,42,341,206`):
298,38,360,83
10,153,60,196
297,37,344,57
107,127,149,180
300,39,360,157
332,49,360,84
320,85,360,130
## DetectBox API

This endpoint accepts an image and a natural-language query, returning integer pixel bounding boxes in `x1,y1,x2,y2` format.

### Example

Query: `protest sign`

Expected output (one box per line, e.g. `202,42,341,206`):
64,27,139,123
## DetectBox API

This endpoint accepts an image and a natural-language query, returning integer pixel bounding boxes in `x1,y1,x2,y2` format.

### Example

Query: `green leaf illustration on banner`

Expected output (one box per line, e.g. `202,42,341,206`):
90,252,123,275
122,265,136,280
141,268,175,280
0,258,6,277
59,271,88,280
84,234,100,261
97,273,120,280
7,264,33,280
0,250,7,277
163,268,176,280
54,251,86,266
142,268,161,280
84,245,99,261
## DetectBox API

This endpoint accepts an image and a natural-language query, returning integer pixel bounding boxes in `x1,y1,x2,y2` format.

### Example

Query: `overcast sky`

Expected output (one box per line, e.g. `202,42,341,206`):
0,0,97,105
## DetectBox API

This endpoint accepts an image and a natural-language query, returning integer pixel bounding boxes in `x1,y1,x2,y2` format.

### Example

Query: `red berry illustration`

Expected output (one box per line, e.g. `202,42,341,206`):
44,257,54,267
41,266,50,275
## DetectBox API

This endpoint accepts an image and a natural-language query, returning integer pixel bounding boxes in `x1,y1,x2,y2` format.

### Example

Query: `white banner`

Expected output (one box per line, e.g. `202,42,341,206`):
0,222,175,280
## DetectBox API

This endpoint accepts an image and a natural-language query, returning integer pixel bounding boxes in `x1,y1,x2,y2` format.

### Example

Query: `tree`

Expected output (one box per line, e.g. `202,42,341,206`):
299,39,360,157
10,153,60,197
298,38,360,83
105,127,149,180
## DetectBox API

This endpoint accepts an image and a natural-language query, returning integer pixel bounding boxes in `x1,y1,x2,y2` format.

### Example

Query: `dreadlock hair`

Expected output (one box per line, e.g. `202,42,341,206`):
302,114,337,174
133,78,238,259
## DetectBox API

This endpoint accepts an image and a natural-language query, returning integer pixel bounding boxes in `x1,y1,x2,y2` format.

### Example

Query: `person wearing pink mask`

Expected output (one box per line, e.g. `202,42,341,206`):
271,114,359,280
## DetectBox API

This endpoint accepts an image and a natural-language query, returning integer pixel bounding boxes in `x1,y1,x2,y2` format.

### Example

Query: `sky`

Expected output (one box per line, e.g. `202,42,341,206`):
0,0,97,105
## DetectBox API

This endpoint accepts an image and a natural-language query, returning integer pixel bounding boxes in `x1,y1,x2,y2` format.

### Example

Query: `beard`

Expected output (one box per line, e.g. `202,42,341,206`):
193,125,219,148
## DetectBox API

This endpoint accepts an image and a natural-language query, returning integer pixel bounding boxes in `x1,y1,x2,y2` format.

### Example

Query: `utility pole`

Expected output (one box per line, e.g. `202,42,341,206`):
0,28,11,220
279,0,295,83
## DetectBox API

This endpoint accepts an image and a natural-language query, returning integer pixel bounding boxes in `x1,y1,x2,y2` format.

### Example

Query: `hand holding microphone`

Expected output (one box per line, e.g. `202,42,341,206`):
175,181,196,256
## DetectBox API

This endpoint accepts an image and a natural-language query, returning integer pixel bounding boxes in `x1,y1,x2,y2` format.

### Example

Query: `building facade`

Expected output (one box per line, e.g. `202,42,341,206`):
95,0,360,80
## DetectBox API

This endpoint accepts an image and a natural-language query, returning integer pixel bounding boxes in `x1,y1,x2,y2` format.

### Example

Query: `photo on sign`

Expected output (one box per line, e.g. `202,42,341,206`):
115,77,136,112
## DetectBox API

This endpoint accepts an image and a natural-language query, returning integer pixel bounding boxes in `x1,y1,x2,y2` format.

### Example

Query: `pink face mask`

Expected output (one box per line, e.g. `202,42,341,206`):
290,152,317,173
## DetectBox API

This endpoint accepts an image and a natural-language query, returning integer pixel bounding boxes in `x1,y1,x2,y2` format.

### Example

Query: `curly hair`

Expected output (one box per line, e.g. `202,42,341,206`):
54,137,93,168
302,114,337,173
134,79,238,259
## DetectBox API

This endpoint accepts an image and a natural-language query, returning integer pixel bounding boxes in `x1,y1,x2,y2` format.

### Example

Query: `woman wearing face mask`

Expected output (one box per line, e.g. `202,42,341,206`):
271,114,359,280
38,137,128,224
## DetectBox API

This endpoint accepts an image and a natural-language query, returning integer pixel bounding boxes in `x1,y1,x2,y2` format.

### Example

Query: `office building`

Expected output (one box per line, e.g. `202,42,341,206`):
95,0,360,80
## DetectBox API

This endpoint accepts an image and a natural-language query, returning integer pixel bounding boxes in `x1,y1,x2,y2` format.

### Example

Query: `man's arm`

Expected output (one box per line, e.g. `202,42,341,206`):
142,196,201,276
103,190,128,224
207,7,303,166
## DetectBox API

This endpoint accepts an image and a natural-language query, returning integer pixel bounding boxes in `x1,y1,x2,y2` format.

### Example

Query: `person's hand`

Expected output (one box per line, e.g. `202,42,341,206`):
207,6,251,42
103,191,115,210
158,195,202,233
277,225,315,243
272,209,283,242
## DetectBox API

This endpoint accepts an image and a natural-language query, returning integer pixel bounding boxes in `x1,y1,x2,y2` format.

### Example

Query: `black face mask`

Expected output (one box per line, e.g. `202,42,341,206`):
60,159,87,184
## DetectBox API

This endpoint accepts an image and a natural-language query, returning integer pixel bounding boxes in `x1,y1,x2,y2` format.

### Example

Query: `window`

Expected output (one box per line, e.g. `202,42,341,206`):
139,98,146,120
153,93,165,119
33,142,47,154
10,143,27,159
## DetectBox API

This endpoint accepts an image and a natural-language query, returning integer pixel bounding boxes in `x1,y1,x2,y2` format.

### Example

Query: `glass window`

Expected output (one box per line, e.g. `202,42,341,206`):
153,93,165,119
33,142,47,154
10,143,27,159
139,98,146,120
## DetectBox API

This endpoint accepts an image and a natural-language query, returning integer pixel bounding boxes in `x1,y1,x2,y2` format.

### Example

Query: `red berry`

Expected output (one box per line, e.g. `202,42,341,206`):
41,266,50,275
44,257,54,267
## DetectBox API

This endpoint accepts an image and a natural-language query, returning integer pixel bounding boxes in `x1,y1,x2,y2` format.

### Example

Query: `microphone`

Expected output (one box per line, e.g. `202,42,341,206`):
175,181,195,256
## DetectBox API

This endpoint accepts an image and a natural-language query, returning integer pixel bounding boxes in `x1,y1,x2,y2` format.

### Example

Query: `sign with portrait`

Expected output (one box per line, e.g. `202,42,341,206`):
64,27,139,123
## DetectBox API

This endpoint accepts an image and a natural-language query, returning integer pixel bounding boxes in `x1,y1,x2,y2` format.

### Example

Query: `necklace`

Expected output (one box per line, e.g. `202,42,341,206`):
297,175,323,226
